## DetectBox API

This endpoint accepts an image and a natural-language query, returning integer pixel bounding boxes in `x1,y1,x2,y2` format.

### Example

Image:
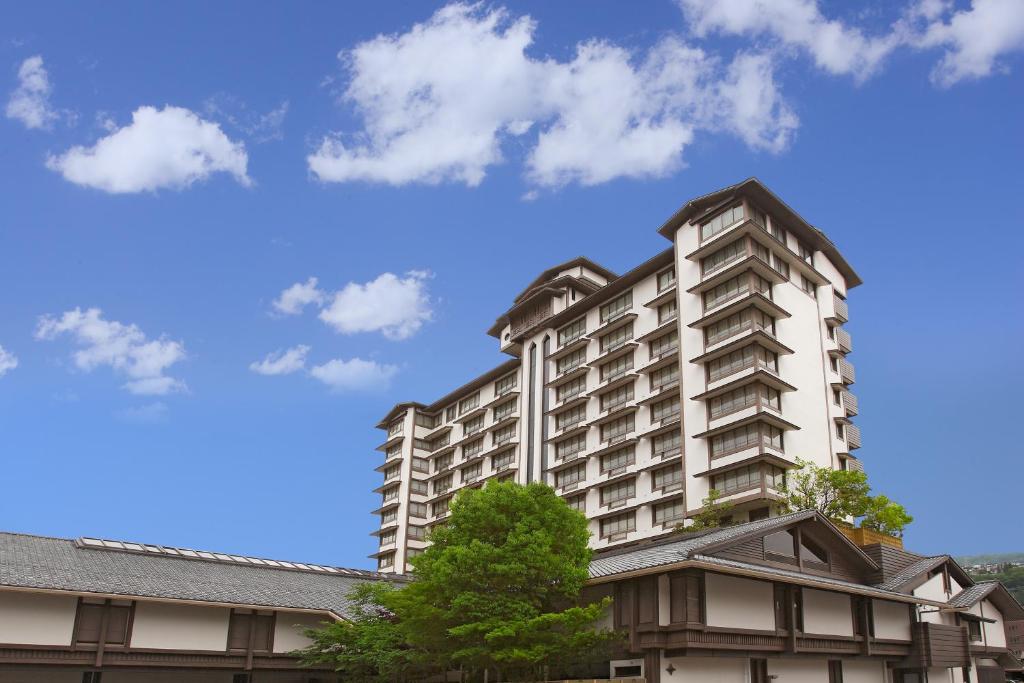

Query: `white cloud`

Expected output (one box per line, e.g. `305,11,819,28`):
35,307,187,396
309,357,398,392
911,0,1024,86
204,94,290,143
6,55,58,130
714,52,799,152
0,345,18,377
318,271,433,340
272,277,325,315
115,402,169,423
309,3,796,190
46,105,251,193
249,345,310,376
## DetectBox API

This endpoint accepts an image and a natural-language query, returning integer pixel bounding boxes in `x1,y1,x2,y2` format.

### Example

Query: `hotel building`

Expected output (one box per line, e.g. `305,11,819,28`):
372,178,864,573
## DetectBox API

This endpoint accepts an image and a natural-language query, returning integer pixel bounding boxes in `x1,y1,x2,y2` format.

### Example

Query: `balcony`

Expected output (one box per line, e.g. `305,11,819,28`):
839,358,856,385
842,390,858,416
836,327,853,353
846,423,862,449
904,622,970,669
832,294,849,322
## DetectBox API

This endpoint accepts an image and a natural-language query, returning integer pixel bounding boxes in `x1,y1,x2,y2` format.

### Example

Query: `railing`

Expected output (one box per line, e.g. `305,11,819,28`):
842,390,858,416
839,358,856,384
836,327,853,353
906,622,970,669
847,424,862,449
833,295,849,322
846,457,864,473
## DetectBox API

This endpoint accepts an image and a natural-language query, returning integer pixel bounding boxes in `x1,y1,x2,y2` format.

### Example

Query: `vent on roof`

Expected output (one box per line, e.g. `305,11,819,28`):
76,537,382,578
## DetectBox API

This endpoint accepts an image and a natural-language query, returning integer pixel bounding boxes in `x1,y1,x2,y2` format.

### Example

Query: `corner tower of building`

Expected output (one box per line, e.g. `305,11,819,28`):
371,178,862,573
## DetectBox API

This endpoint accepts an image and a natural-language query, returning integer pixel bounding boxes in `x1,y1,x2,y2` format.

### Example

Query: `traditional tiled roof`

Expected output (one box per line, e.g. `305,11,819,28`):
873,555,947,592
948,581,999,608
0,532,397,619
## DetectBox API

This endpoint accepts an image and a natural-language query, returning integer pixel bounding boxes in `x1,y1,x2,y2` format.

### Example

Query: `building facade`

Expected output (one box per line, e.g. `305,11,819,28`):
373,178,864,573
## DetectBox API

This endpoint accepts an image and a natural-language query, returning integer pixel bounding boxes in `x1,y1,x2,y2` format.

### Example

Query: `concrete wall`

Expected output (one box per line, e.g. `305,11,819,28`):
705,573,775,631
802,588,853,636
129,601,230,651
872,599,912,641
0,590,76,646
272,611,326,653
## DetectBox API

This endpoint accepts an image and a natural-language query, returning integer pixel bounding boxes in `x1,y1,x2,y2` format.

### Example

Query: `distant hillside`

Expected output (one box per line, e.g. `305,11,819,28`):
962,563,1024,606
957,552,1024,567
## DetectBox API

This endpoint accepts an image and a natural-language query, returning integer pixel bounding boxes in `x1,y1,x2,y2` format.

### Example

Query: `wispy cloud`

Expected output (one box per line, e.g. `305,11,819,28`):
249,345,310,376
6,55,58,130
115,402,169,423
309,357,398,392
0,345,18,378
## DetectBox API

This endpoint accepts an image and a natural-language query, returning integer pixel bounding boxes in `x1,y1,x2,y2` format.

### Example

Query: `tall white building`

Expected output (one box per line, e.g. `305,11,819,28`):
372,178,862,573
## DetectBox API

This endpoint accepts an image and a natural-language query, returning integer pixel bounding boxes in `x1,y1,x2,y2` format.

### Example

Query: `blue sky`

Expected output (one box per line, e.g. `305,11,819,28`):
1,1,1021,567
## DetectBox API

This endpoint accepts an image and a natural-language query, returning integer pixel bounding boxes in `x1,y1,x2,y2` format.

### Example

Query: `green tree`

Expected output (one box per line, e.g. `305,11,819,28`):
861,495,913,538
302,481,619,682
681,489,734,532
780,459,871,519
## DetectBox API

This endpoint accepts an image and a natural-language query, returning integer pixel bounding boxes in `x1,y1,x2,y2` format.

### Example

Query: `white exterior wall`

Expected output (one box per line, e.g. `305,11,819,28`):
272,611,327,653
843,659,888,683
767,659,829,682
129,601,230,651
704,573,775,630
872,599,912,641
978,598,1007,648
803,588,854,636
660,654,747,682
0,590,76,646
914,574,956,625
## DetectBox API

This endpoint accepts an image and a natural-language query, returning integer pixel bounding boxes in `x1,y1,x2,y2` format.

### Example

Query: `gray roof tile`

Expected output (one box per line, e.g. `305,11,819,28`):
948,582,998,609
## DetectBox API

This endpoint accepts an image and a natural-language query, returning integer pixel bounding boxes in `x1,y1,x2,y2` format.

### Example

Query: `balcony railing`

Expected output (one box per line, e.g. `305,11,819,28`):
906,622,970,669
836,327,853,353
842,390,858,416
846,424,861,450
839,358,856,385
833,295,849,322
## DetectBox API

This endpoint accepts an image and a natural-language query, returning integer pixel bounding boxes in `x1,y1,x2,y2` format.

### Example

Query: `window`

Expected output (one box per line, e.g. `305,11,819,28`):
700,203,745,241
413,438,432,452
461,463,482,483
600,322,634,353
772,253,790,278
798,242,814,264
652,430,681,459
558,318,586,347
431,497,452,518
710,422,783,457
493,398,516,422
464,415,484,436
752,240,770,264
769,219,786,244
227,610,274,652
556,463,587,489
412,457,429,473
458,393,480,415
750,205,767,229
658,267,676,292
600,352,634,382
832,388,842,405
557,348,586,375
384,464,400,480
494,373,517,396
388,420,403,437
600,292,633,324
649,330,678,359
703,273,771,310
704,308,774,346
600,383,634,412
381,508,398,525
555,433,587,460
669,572,704,623
836,423,845,440
765,530,797,558
408,526,427,541
556,404,587,431
650,363,679,391
657,299,678,324
801,535,829,566
409,479,428,495
600,478,636,507
707,345,778,382
702,239,748,275
433,474,453,494
445,405,456,422
652,464,683,492
600,511,636,539
434,453,451,472
651,396,680,423
415,412,440,429
708,384,757,420
409,502,428,518
751,659,769,683
385,444,402,460
711,464,759,494
565,493,587,512
654,499,685,526
493,424,516,446
601,446,635,474
463,438,484,458
492,449,515,471
382,485,400,502
429,432,450,451
379,530,397,546
828,661,844,683
801,275,816,297
766,465,786,491
556,376,587,402
601,414,635,443
967,618,982,641
73,599,132,647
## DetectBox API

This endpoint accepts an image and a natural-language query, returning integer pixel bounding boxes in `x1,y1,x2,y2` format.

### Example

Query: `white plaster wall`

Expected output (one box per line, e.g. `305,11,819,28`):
843,659,888,683
802,588,853,636
705,573,775,630
767,658,829,682
980,598,1006,647
914,574,955,625
661,654,746,682
872,599,912,640
129,601,230,651
273,611,328,653
0,590,76,646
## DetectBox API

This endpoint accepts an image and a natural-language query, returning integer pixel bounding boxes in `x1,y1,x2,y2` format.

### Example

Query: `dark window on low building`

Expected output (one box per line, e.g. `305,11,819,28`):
669,572,704,625
227,610,274,652
73,599,132,647
828,660,844,683
750,658,769,683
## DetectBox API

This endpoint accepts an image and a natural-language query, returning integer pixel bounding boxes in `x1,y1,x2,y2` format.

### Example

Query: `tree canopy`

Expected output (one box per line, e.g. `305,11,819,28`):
300,481,619,682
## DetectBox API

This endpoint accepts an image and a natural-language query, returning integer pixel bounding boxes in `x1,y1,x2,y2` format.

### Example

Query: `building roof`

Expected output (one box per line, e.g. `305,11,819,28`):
873,554,948,592
949,581,1024,620
0,532,397,620
512,256,617,305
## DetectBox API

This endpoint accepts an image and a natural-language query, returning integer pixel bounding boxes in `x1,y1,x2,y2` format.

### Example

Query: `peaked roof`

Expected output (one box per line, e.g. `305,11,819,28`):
512,257,617,304
0,532,397,620
874,555,948,591
949,581,1024,620
656,177,862,288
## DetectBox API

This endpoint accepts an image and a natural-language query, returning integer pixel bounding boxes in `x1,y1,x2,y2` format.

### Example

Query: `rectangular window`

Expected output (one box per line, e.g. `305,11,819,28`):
463,438,484,458
652,430,681,459
413,438,432,452
555,433,587,460
769,218,786,244
556,376,587,403
431,497,452,518
801,275,816,296
379,530,397,546
798,242,814,264
409,480,428,495
601,414,635,444
461,463,482,483
494,373,517,396
600,352,634,382
430,432,450,451
464,417,486,437
650,364,679,391
493,424,516,446
600,383,634,412
378,553,394,570
700,203,745,241
384,464,401,480
557,348,586,375
388,420,403,437
600,478,636,507
710,423,783,457
558,318,586,347
653,464,683,492
382,485,400,502
493,398,516,422
600,292,633,324
708,384,759,420
434,453,453,472
556,463,587,489
409,502,428,518
381,508,398,524
657,267,676,292
600,322,634,353
750,659,769,683
227,610,274,652
492,449,515,471
385,444,402,460
702,238,747,275
433,474,453,495
828,661,844,683
670,573,704,624
967,619,982,641
73,599,132,647
600,446,635,474
651,396,680,423
556,404,587,431
407,526,426,541
458,393,480,415
703,274,771,311
653,499,685,526
711,464,759,494
411,457,429,473
750,205,767,229
707,345,778,383
600,511,636,539
705,308,775,346
445,405,457,422
565,493,587,512
649,330,678,359
415,412,440,429
772,253,790,279
657,299,678,324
